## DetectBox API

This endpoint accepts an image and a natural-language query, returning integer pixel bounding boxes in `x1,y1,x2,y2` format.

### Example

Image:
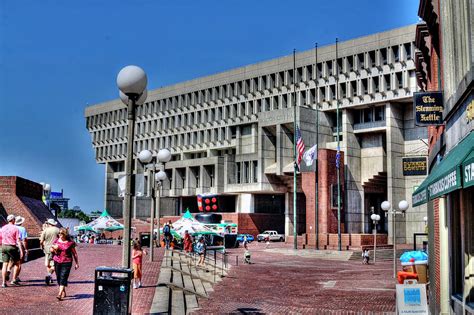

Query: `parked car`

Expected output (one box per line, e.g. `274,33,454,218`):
236,234,254,243
257,230,284,242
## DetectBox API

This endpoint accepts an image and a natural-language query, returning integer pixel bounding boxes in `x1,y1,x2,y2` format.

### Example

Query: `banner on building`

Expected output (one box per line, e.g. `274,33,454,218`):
117,174,145,197
414,91,443,126
402,157,427,176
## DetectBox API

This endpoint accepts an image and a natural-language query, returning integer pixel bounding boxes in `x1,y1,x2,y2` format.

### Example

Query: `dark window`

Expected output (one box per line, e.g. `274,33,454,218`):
363,108,374,122
241,124,252,136
374,106,385,121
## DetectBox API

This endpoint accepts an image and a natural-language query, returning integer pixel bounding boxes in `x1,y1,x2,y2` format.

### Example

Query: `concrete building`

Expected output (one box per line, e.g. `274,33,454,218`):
85,25,427,246
415,0,474,313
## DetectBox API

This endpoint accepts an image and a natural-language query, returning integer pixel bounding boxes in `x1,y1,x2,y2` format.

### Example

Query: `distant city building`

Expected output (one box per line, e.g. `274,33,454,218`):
49,189,70,213
85,25,427,245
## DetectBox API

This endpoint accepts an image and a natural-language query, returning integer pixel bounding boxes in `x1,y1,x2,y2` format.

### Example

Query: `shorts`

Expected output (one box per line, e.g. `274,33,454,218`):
2,245,20,263
133,263,142,279
44,252,54,268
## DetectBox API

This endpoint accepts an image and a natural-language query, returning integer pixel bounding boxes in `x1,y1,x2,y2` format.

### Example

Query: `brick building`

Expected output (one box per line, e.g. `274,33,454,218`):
414,0,474,313
0,176,57,237
85,25,427,248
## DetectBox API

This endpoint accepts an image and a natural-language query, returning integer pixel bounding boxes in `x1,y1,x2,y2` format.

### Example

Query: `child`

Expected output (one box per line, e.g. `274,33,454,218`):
362,249,370,264
132,242,147,288
244,250,251,264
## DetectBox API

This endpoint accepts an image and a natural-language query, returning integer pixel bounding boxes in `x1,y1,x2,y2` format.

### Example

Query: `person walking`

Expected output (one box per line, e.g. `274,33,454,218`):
163,221,172,250
195,237,206,267
131,242,147,289
362,249,370,264
12,216,28,282
1,214,24,287
50,228,79,300
40,218,60,285
183,230,193,254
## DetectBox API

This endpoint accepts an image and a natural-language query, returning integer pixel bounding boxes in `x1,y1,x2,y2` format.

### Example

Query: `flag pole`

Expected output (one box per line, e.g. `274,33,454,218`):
315,43,319,250
336,38,342,251
293,48,298,250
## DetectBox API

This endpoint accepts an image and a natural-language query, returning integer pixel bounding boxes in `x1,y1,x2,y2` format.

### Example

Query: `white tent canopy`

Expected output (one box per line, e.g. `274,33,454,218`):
158,210,212,238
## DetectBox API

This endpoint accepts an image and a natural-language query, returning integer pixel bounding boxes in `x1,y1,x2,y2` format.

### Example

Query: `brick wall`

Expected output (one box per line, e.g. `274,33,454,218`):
0,176,57,237
302,149,344,235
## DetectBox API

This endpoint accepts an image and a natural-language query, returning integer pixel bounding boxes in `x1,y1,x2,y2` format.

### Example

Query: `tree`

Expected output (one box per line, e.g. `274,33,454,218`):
58,209,91,223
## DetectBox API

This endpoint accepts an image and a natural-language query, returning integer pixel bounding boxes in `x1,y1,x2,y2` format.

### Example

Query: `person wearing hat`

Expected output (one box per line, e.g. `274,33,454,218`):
39,218,59,285
2,214,24,287
11,216,28,282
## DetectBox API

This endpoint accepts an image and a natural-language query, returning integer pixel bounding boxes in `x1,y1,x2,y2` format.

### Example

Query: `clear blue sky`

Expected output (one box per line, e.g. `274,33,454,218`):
0,0,419,213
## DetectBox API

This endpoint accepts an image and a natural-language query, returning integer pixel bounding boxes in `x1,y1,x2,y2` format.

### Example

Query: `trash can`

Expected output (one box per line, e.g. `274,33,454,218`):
140,232,151,248
93,267,133,315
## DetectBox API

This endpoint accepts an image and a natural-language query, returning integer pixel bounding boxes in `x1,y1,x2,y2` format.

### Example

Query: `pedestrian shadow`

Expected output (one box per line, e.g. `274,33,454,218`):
67,293,94,300
231,308,264,315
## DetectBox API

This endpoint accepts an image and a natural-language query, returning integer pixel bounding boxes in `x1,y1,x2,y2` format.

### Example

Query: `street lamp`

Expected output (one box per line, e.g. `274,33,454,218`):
41,182,53,217
381,200,409,278
117,65,147,268
138,148,171,262
370,211,381,264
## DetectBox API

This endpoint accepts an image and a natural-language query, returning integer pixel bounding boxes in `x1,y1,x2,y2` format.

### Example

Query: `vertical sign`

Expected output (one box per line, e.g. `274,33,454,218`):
414,91,443,126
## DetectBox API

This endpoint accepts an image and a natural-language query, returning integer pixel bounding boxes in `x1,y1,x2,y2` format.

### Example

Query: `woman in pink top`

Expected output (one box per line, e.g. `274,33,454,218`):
132,241,146,289
50,228,79,300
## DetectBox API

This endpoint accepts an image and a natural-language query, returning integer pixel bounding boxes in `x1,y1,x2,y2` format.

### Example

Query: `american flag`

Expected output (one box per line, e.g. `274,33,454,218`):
296,125,305,170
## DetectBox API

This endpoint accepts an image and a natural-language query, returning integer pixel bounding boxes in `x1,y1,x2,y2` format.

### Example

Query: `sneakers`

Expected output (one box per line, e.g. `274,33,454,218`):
10,280,20,286
1,283,6,288
133,284,138,289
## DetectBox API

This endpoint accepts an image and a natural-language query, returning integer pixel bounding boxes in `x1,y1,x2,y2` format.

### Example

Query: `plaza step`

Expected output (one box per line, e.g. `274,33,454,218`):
349,248,407,261
152,249,231,314
171,289,186,315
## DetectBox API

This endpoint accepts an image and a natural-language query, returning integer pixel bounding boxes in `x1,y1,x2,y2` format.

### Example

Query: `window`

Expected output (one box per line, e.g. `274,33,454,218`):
374,106,385,121
252,161,258,182
363,108,374,123
392,45,400,62
241,124,252,136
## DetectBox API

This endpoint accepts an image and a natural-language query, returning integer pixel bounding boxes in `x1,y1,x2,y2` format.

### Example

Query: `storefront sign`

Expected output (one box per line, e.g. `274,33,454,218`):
412,188,428,207
427,169,460,199
464,160,474,188
414,91,443,126
396,282,428,314
403,157,427,176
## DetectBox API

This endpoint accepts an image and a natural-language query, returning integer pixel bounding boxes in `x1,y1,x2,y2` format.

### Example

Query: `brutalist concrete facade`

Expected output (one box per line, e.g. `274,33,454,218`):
85,24,427,242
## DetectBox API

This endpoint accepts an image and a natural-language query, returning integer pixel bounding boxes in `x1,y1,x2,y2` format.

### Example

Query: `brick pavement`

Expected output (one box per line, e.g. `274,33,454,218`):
0,244,163,315
195,242,397,314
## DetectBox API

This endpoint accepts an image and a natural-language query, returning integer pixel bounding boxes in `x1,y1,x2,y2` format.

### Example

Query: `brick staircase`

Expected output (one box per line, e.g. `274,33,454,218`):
151,250,229,314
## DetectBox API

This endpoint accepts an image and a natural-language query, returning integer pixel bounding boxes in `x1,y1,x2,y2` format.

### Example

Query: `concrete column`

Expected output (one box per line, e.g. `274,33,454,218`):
284,192,292,237
341,108,363,233
386,102,406,244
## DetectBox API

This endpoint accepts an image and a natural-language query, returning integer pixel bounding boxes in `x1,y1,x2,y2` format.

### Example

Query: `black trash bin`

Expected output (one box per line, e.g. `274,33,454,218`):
140,232,151,248
93,267,133,315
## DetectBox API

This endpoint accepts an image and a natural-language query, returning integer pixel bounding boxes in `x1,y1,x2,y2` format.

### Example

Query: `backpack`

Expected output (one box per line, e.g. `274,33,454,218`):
163,225,171,235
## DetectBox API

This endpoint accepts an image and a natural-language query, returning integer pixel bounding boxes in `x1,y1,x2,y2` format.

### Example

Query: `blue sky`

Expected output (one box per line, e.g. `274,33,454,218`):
0,0,419,213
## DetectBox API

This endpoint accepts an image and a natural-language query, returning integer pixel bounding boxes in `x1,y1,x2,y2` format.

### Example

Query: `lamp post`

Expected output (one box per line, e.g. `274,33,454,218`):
138,148,171,262
370,212,381,264
117,65,148,268
41,182,52,216
381,200,409,278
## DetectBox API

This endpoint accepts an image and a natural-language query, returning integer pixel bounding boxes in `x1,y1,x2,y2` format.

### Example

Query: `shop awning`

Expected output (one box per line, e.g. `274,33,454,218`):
412,131,474,206
462,149,474,188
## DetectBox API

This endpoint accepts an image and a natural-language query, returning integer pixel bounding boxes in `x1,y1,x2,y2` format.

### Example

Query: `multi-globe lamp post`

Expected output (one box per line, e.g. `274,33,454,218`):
381,199,409,278
138,148,171,262
117,65,148,268
370,212,381,264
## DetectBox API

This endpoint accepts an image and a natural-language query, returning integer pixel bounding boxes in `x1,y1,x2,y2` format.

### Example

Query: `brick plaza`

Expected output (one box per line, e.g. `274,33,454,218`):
0,242,396,314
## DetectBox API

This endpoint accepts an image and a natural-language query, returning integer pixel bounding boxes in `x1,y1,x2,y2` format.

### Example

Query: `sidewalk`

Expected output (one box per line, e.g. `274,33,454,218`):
194,242,396,314
0,244,163,314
